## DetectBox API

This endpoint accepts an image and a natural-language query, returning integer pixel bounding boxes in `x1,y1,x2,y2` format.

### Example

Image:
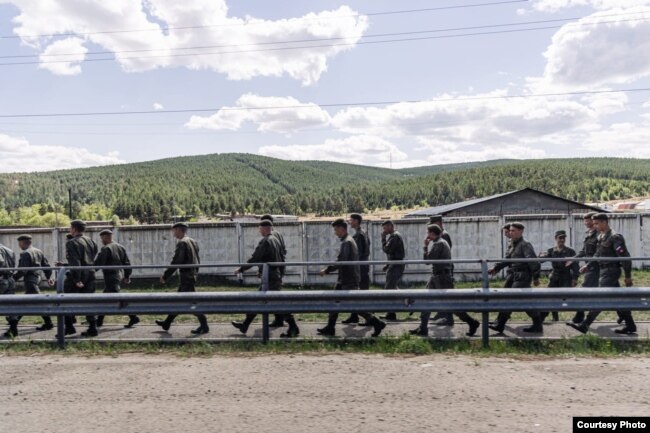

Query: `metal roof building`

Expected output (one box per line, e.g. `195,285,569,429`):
405,188,605,218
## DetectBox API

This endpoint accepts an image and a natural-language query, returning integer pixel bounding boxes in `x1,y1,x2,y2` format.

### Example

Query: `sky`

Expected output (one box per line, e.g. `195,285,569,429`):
0,0,649,172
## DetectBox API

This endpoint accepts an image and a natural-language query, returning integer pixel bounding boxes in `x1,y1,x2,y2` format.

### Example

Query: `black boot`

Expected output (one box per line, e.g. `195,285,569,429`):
281,316,300,338
269,314,285,328
522,314,543,333
466,319,480,337
409,326,428,337
124,316,140,328
232,315,254,334
488,312,509,334
430,312,443,322
3,320,18,338
569,311,585,324
435,313,455,327
36,316,54,331
371,317,386,337
155,318,172,332
551,312,559,322
81,326,98,337
382,312,397,321
614,312,637,334
191,315,209,334
96,315,104,328
317,315,337,336
342,313,359,324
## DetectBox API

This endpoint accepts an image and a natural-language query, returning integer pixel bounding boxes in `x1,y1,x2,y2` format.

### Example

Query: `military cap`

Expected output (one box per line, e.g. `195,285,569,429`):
583,212,597,220
592,213,609,221
259,220,273,227
502,223,512,230
554,230,567,238
510,222,525,230
331,218,347,228
16,234,32,241
260,214,274,222
428,215,443,223
70,219,86,229
172,222,189,229
427,224,442,235
99,229,113,236
381,220,394,226
349,213,363,222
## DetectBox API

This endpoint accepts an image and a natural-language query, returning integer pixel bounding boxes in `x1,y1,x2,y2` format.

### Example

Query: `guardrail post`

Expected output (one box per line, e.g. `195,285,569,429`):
480,260,490,349
55,267,66,349
262,263,270,344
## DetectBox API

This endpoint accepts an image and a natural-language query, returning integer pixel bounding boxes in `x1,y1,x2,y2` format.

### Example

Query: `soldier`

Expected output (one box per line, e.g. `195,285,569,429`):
381,220,405,321
489,223,514,327
567,213,636,335
261,214,287,329
0,241,18,338
156,222,209,335
317,219,386,337
342,213,371,325
13,234,55,331
62,220,99,337
410,224,479,337
428,214,454,326
487,222,542,334
565,212,599,325
538,230,579,322
93,229,139,329
231,220,299,338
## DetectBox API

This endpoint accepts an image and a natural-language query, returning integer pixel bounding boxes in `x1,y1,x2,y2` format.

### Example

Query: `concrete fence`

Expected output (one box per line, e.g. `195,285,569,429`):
0,213,648,286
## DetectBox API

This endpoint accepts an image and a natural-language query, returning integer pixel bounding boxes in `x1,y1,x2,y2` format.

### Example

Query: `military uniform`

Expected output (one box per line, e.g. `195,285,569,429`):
570,228,599,323
342,226,371,324
489,235,542,333
232,231,299,337
13,241,54,330
539,243,579,322
268,228,287,327
430,228,454,325
413,236,479,337
317,232,385,337
382,230,405,290
94,238,138,328
157,234,208,332
0,244,18,337
64,232,98,336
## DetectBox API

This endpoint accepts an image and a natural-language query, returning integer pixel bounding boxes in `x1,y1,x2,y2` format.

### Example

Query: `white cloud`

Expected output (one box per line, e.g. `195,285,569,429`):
0,134,124,172
5,0,368,85
416,139,547,164
185,93,331,133
531,0,650,13
38,37,87,75
153,102,164,110
581,120,650,157
258,135,407,165
538,8,650,88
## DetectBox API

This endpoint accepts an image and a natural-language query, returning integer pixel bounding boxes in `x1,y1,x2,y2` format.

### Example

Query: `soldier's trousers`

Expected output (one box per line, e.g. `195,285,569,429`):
161,274,207,328
420,273,475,328
572,268,600,324
494,272,542,330
540,274,573,322
345,264,370,322
240,283,296,329
17,277,52,326
98,281,138,325
327,283,379,328
581,267,636,330
384,264,404,290
1,277,18,327
64,276,96,330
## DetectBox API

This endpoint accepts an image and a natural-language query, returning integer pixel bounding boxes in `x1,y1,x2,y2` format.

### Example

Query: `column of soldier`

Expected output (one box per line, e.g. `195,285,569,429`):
0,210,636,339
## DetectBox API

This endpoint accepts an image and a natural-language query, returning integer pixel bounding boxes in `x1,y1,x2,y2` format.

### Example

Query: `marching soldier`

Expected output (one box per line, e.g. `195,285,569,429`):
538,230,579,322
94,229,139,329
318,219,386,337
410,224,479,337
489,223,514,327
13,235,55,331
231,220,299,338
428,214,454,326
261,214,287,329
381,220,405,321
567,213,636,335
63,220,99,337
566,212,599,325
0,241,18,338
156,222,209,335
342,213,371,325
488,222,542,334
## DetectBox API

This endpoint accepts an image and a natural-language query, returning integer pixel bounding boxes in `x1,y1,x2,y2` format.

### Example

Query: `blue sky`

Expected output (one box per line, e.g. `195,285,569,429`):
1,0,649,171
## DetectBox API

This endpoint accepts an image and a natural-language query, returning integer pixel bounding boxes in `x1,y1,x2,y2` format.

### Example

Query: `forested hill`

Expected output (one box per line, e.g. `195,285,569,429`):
0,154,649,224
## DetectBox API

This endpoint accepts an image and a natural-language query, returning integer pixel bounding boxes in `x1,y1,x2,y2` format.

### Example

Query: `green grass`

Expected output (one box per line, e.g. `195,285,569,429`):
1,333,650,357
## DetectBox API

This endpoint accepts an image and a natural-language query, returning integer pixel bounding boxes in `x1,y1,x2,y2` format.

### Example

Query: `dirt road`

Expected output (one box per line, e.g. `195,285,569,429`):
1,354,648,433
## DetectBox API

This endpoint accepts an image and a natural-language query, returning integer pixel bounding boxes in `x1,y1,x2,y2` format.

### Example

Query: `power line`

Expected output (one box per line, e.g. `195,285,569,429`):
2,16,647,67
1,88,648,119
0,0,528,40
0,11,639,60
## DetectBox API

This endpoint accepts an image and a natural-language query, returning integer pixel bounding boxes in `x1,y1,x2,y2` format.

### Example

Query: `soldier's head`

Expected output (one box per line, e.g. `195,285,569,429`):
427,224,442,241
171,222,188,239
381,220,394,235
583,212,597,229
554,230,567,248
348,213,362,230
69,219,86,236
260,214,274,223
331,218,348,238
17,234,32,250
259,220,273,236
591,213,609,232
502,223,512,239
509,222,525,240
99,229,113,246
428,215,443,228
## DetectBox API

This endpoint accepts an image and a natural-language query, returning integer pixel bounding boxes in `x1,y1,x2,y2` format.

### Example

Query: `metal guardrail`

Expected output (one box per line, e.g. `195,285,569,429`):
0,256,647,349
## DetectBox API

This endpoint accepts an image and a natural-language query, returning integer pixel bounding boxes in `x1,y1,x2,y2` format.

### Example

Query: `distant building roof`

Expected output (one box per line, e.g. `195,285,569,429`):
405,188,605,218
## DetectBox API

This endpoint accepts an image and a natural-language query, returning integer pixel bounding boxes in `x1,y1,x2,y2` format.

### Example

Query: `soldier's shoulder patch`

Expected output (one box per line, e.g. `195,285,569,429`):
616,245,626,255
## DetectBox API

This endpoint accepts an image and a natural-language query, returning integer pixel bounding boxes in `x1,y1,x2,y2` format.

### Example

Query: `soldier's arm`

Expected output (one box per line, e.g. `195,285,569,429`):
163,242,187,280
524,244,541,280
66,241,83,284
613,235,633,279
325,242,350,274
13,251,31,281
240,240,269,273
122,248,132,280
93,246,109,269
382,235,393,254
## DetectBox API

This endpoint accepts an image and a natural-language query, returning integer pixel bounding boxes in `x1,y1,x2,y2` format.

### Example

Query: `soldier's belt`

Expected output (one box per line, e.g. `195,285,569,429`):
599,263,621,269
